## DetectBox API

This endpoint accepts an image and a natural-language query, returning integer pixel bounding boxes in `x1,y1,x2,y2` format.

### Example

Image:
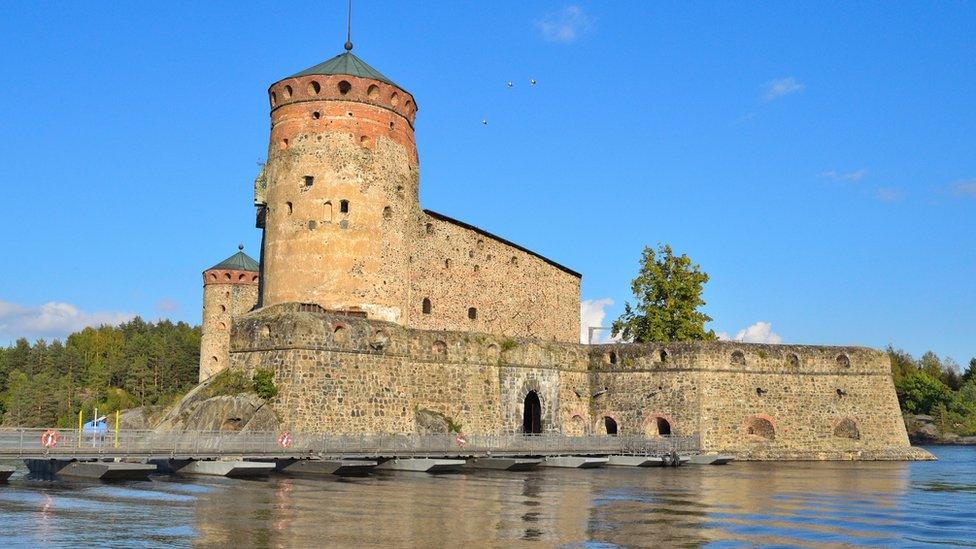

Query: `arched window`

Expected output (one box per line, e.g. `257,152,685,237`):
746,416,775,440
836,354,851,368
422,298,431,314
432,340,447,356
834,418,860,440
660,349,668,362
339,200,349,214
787,353,800,368
337,80,351,95
656,417,672,436
609,351,617,365
604,416,618,436
731,350,746,366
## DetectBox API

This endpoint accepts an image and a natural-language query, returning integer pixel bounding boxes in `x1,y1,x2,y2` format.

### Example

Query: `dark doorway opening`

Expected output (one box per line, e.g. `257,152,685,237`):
604,416,618,436
522,391,542,434
656,417,672,436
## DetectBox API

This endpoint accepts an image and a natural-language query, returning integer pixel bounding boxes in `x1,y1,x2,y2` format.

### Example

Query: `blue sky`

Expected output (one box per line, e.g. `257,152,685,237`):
1,2,973,364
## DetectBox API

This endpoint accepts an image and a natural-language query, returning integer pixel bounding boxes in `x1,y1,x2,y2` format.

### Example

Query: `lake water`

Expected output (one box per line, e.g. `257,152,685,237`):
1,446,974,548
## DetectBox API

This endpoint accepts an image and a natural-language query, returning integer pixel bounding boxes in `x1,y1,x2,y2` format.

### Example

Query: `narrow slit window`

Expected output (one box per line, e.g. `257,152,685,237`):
422,298,432,314
340,200,349,213
468,307,477,320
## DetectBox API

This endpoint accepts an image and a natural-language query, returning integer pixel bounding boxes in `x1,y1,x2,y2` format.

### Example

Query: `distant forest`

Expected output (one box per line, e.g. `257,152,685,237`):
0,319,973,435
0,319,200,427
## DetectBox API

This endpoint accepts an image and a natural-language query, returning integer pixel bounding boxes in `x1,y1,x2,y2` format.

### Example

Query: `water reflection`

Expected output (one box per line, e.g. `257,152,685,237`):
1,448,975,547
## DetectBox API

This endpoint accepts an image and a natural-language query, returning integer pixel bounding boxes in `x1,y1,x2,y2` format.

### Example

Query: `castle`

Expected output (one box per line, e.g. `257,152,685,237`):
199,45,925,460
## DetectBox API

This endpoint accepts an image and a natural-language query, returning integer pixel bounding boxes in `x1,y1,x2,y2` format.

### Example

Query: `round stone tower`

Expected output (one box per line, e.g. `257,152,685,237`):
199,246,260,381
257,46,420,322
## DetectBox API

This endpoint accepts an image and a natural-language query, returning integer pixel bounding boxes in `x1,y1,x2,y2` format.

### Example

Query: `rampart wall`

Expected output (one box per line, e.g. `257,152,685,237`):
229,305,921,460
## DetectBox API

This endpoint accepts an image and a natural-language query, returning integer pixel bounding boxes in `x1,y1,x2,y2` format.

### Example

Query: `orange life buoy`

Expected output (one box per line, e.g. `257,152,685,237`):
41,430,60,448
277,431,293,448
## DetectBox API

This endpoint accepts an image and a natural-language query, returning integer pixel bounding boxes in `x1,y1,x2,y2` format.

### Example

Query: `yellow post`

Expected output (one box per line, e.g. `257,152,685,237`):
114,410,120,448
78,409,83,448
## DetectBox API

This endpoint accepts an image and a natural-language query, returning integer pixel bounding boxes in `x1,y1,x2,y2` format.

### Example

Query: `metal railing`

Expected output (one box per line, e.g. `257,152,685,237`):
0,428,699,459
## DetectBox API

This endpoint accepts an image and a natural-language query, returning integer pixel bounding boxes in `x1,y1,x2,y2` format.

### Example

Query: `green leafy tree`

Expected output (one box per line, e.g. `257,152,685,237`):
611,243,716,343
895,371,953,415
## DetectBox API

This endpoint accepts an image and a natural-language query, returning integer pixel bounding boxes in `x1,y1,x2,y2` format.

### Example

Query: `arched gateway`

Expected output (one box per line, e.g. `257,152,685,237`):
522,391,542,434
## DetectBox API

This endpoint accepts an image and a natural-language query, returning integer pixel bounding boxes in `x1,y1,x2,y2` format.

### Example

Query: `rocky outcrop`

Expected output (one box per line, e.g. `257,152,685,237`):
118,407,148,430
153,377,279,432
905,414,976,445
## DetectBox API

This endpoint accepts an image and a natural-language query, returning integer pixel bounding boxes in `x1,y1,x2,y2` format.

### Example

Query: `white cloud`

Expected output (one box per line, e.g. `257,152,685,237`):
580,298,614,344
821,169,868,182
537,6,594,43
875,186,905,203
0,300,134,343
717,321,782,344
951,179,976,198
763,77,805,102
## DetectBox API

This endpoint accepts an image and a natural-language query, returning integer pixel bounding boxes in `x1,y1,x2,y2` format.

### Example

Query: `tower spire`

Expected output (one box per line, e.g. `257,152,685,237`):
344,0,353,51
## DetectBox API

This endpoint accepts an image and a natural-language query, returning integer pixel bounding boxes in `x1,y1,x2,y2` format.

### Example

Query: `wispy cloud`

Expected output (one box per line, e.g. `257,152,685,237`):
717,321,783,344
950,179,976,199
580,298,614,344
821,169,868,182
0,300,134,343
875,186,905,203
763,77,805,102
537,6,594,43
155,298,179,315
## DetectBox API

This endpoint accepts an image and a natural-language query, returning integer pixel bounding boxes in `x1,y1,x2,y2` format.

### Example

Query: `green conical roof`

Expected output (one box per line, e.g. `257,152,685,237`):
290,51,400,88
208,247,259,272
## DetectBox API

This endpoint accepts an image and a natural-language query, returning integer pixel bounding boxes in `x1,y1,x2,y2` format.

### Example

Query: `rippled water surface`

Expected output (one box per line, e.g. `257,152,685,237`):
1,446,974,548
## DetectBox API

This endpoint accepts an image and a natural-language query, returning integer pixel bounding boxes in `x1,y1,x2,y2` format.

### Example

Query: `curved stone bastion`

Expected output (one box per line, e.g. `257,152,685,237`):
229,303,930,461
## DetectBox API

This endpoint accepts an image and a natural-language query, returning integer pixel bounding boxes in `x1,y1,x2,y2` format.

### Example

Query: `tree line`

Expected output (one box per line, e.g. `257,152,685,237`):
889,346,976,435
0,318,200,427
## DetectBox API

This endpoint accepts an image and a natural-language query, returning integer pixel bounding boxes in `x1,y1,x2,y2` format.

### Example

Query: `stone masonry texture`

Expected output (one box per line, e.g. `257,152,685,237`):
200,55,924,460
227,305,922,460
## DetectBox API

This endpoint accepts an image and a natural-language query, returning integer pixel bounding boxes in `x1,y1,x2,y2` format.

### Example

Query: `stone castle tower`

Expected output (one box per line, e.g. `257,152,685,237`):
199,246,259,381
256,46,420,323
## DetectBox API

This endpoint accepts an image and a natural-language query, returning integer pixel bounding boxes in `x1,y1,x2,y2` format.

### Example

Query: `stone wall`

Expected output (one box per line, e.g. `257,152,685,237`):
228,305,920,460
199,268,258,381
407,211,581,343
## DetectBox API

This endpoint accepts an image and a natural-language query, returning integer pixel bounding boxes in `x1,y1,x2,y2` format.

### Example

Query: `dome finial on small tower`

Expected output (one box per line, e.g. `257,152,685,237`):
344,0,353,51
238,244,244,251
